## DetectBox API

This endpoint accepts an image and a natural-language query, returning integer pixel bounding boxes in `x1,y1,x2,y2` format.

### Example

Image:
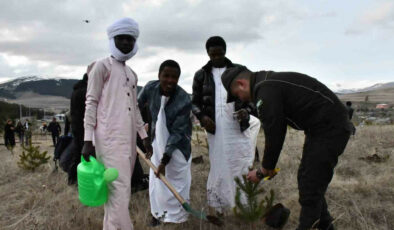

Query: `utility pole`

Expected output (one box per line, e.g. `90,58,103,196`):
19,104,22,120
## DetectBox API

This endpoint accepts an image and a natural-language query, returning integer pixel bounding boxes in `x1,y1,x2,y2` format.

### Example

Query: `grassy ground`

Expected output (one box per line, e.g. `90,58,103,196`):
0,126,393,230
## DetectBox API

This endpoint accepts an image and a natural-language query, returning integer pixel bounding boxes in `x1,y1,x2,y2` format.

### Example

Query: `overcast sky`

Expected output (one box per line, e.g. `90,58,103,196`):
0,0,393,92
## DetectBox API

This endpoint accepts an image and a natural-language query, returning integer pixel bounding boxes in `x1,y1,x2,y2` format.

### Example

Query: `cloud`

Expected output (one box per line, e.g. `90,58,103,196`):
132,0,268,51
346,1,394,35
0,0,358,93
0,0,308,67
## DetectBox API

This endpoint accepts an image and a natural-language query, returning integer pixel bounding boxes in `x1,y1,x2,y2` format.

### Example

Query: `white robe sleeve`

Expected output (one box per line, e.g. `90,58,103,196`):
84,61,106,141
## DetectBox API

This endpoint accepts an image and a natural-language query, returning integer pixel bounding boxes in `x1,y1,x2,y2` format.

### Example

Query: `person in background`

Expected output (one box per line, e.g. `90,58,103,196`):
42,122,47,132
132,102,151,193
346,101,356,135
15,121,24,146
67,73,88,185
345,101,354,120
24,119,32,146
4,119,15,150
48,117,61,146
64,111,72,136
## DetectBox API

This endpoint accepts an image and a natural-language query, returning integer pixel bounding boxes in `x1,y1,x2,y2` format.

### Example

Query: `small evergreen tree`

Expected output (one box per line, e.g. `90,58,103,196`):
233,175,275,222
18,139,50,171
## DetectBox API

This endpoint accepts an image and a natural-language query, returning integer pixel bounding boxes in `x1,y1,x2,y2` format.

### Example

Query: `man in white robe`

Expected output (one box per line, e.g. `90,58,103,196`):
191,36,256,213
82,18,152,230
138,60,192,226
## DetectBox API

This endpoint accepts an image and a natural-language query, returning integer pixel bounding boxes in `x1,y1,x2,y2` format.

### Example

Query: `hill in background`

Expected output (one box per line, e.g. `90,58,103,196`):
0,76,79,99
336,82,394,94
338,87,394,105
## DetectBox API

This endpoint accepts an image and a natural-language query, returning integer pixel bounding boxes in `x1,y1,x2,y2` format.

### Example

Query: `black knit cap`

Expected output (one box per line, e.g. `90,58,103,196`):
221,66,248,103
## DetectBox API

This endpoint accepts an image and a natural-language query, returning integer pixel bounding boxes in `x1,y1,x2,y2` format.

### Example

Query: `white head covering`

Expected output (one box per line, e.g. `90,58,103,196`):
107,18,139,62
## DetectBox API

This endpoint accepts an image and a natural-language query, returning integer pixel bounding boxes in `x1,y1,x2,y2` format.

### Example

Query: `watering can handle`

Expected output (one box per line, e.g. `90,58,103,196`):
136,147,186,204
81,155,96,163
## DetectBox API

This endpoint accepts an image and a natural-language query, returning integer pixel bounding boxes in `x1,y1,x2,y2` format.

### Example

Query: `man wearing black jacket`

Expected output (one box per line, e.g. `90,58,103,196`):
66,73,88,184
48,117,61,146
192,36,256,213
221,66,352,230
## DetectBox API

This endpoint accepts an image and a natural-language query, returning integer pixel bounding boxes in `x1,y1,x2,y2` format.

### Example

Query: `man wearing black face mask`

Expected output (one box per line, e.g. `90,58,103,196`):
192,36,256,214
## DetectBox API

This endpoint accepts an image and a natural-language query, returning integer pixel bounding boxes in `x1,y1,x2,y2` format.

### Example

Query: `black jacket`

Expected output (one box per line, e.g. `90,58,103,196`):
15,123,24,135
251,71,352,170
48,122,61,135
4,124,15,137
70,76,87,145
192,58,250,134
346,106,354,120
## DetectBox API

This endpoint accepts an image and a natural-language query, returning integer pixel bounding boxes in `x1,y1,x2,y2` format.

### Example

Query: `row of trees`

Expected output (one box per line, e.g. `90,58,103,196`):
0,101,54,133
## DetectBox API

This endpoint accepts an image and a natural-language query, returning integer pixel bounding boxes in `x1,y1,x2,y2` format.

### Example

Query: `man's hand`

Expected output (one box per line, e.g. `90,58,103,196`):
233,109,249,122
155,163,166,177
247,168,277,183
201,116,215,133
247,169,261,183
142,137,153,159
81,141,95,162
261,167,277,179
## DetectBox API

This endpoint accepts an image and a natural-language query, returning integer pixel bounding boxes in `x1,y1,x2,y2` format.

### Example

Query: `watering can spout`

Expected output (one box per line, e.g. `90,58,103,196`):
104,168,119,183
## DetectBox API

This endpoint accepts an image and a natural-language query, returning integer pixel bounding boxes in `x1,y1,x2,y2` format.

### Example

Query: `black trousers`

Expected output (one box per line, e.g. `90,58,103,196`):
297,128,350,229
132,136,146,187
52,133,60,146
4,135,15,148
67,138,83,183
17,133,24,145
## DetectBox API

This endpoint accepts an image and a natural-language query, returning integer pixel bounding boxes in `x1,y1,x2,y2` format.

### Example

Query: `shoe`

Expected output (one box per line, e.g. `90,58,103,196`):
317,221,335,230
68,177,77,186
150,216,161,227
316,215,335,230
297,219,335,230
131,183,148,193
131,175,149,193
216,211,224,218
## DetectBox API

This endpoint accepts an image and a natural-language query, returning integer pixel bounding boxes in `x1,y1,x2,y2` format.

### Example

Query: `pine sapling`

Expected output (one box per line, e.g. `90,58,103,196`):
18,139,50,171
233,175,275,223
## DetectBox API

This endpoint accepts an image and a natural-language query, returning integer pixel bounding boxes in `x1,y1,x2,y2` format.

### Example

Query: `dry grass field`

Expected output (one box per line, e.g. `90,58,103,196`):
0,125,393,230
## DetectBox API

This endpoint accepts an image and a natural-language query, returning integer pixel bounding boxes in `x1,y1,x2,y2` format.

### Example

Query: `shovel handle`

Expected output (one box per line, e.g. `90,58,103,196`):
136,147,186,204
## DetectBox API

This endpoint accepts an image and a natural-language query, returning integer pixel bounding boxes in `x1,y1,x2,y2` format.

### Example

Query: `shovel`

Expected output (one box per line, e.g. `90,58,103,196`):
136,147,223,226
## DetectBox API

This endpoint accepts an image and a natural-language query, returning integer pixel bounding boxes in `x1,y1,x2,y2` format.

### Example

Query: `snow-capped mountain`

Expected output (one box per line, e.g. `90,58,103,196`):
0,76,78,99
336,82,394,94
0,76,42,91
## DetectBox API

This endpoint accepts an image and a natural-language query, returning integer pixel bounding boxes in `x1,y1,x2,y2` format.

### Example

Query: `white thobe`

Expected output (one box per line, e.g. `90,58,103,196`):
245,115,261,158
206,67,254,212
84,56,147,230
149,96,192,223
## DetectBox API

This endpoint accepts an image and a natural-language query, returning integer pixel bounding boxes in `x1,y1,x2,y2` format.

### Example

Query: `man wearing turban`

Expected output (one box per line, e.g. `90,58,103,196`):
82,17,152,230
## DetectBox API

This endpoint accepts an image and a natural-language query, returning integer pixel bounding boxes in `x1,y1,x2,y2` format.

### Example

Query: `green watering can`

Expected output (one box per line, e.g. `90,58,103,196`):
77,156,119,207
